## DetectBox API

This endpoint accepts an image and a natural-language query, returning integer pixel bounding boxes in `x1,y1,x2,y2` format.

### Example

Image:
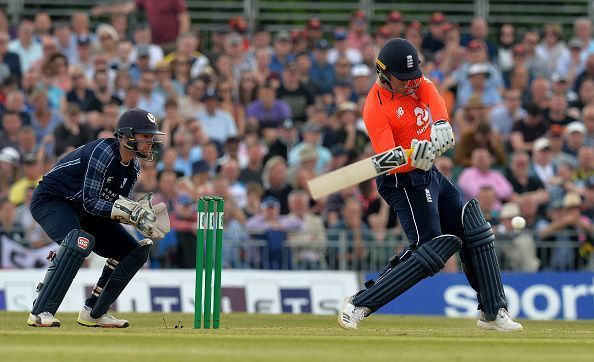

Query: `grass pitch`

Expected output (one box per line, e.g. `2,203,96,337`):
1,312,592,362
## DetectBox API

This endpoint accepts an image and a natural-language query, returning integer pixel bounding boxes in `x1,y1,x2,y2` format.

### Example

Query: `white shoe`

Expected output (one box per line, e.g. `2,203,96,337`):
77,306,129,328
338,297,370,330
477,308,523,332
27,311,60,327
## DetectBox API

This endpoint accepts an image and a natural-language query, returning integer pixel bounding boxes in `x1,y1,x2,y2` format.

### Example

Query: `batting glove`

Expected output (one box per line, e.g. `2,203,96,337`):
410,139,436,171
430,120,455,156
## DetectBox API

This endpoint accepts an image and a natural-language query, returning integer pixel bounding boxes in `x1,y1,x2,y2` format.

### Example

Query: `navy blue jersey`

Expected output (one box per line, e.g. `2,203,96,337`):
39,138,140,217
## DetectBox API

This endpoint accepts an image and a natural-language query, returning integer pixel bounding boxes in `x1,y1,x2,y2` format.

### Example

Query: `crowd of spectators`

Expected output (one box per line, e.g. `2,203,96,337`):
0,5,594,272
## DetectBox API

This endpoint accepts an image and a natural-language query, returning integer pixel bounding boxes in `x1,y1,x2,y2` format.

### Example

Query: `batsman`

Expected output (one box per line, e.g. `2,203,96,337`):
338,39,522,332
27,108,170,328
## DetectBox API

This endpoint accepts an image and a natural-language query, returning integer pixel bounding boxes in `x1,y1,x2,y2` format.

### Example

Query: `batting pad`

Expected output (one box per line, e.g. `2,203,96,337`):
462,198,507,321
91,239,152,318
353,234,462,313
32,229,95,315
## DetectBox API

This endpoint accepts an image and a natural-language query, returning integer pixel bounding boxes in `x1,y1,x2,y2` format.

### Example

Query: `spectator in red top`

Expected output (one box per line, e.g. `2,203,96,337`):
92,0,190,51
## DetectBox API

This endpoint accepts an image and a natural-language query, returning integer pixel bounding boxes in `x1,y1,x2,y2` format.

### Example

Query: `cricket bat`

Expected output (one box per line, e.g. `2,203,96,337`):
307,146,412,200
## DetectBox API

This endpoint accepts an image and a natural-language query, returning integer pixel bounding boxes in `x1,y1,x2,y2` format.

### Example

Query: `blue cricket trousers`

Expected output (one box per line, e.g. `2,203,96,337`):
377,166,465,258
30,186,139,260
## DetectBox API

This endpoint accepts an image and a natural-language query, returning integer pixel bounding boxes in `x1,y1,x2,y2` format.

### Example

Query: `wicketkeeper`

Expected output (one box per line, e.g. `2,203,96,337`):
27,108,170,328
338,39,523,332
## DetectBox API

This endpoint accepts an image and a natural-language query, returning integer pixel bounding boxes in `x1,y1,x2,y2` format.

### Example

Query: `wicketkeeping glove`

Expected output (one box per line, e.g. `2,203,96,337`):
410,139,436,171
111,193,166,239
430,120,455,156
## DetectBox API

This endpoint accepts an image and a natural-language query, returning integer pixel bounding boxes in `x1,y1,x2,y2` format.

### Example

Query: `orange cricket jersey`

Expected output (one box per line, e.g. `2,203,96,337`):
363,77,449,174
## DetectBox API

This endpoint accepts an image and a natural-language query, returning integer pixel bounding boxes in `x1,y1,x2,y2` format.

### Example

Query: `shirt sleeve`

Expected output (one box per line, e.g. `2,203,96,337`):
82,140,116,217
174,0,188,12
362,94,395,154
416,77,449,122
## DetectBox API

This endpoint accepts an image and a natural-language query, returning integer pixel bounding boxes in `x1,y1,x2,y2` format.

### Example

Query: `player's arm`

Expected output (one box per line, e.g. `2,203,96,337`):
82,142,119,217
92,1,136,16
178,11,191,35
417,77,455,155
362,101,395,154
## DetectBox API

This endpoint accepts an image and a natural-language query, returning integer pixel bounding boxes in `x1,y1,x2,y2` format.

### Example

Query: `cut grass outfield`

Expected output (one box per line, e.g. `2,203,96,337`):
1,312,592,362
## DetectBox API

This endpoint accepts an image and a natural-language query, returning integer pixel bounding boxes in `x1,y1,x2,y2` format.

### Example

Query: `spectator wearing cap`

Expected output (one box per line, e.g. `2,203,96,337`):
288,121,331,174
333,101,367,154
187,159,213,197
421,12,447,57
351,64,372,98
447,39,504,108
0,147,21,197
547,124,577,168
551,71,579,106
246,80,291,128
225,32,256,83
489,88,527,143
292,29,309,55
457,147,513,207
0,31,21,82
53,103,94,157
505,151,549,206
195,88,238,144
496,202,540,271
0,111,22,150
458,62,502,109
563,121,587,157
277,63,315,124
535,23,570,81
8,20,42,73
73,35,96,80
327,27,362,65
531,137,557,188
385,10,405,38
455,121,506,167
460,17,498,60
310,39,335,94
305,18,324,49
538,191,592,270
510,103,548,153
269,30,294,76
8,153,41,205
347,10,373,50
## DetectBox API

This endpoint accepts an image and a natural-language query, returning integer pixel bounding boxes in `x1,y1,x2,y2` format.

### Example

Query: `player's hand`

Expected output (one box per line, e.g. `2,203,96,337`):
111,195,157,236
430,120,455,156
410,139,436,171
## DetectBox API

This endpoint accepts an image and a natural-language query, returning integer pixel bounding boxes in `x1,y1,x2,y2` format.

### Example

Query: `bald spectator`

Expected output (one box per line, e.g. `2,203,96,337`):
262,156,292,215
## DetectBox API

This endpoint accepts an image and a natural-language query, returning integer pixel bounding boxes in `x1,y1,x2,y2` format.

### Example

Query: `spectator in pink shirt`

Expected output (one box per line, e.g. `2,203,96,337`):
456,147,513,208
346,11,373,50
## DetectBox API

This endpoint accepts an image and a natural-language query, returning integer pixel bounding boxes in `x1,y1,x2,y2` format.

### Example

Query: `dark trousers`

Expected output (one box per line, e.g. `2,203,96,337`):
30,187,139,261
377,166,464,259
